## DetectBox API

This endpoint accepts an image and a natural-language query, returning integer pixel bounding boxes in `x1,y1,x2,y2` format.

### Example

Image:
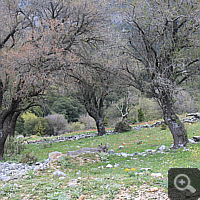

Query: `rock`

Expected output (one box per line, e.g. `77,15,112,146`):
106,164,113,168
0,175,12,183
49,151,64,161
151,173,163,178
158,145,166,152
193,136,200,142
121,153,128,157
188,139,195,144
78,195,85,200
53,171,67,177
149,187,159,192
186,113,200,118
145,149,156,155
109,149,115,154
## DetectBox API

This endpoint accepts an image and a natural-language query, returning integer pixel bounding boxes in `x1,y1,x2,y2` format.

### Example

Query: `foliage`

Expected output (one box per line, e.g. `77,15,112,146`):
161,122,168,130
21,112,38,123
45,114,69,135
15,115,25,135
51,97,85,122
104,116,108,126
4,136,26,157
137,108,146,122
24,117,54,136
20,152,38,165
114,121,132,133
68,122,85,132
132,118,137,124
78,114,96,130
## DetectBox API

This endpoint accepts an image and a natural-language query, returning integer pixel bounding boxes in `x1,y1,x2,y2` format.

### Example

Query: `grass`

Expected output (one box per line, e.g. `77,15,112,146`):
1,121,200,199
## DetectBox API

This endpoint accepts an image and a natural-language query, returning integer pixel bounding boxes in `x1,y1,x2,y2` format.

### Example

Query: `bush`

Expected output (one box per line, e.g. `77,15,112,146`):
161,122,168,130
45,114,69,135
138,108,146,122
104,116,108,126
68,122,85,132
4,136,26,157
20,152,38,165
24,117,54,136
78,114,96,130
114,121,132,133
133,118,137,124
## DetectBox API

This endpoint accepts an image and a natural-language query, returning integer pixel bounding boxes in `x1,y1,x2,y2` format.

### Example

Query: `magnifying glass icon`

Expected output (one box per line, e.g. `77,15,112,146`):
174,174,196,193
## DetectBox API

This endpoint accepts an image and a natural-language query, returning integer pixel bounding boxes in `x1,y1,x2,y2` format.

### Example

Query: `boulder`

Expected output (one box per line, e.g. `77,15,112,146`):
53,171,67,177
193,136,200,142
66,144,110,156
49,151,64,161
188,139,195,144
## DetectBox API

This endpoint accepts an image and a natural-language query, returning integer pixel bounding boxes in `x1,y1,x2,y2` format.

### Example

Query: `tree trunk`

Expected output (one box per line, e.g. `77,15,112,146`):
96,117,106,136
161,97,188,149
10,112,21,137
0,115,12,160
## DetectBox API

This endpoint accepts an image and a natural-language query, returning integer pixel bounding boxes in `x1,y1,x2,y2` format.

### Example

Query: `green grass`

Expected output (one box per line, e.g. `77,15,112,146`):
1,121,200,199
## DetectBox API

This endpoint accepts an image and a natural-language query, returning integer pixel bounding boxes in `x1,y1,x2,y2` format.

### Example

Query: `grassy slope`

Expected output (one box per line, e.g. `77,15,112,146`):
1,121,200,199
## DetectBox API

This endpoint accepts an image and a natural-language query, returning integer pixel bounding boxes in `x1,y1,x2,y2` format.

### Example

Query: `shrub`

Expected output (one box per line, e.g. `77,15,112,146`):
133,118,137,124
161,122,168,130
78,114,96,129
24,117,54,136
138,108,146,122
114,121,132,133
4,136,26,157
104,116,108,126
68,122,85,132
20,152,38,165
45,114,69,135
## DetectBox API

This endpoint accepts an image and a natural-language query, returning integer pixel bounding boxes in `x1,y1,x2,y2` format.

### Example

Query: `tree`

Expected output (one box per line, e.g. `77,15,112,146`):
120,0,200,148
0,0,107,159
137,108,145,123
116,88,132,121
51,97,85,122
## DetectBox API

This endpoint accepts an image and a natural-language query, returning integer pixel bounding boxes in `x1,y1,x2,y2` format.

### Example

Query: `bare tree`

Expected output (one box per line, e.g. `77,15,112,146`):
116,88,132,121
120,0,200,148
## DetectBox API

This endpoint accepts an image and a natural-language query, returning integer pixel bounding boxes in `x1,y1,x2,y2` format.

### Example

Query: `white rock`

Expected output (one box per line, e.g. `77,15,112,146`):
53,171,67,177
106,164,113,168
151,173,163,178
188,139,195,144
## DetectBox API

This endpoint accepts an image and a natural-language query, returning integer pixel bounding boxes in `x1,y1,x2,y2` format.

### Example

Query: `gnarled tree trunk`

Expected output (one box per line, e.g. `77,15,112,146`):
0,114,12,160
161,96,188,148
95,116,106,136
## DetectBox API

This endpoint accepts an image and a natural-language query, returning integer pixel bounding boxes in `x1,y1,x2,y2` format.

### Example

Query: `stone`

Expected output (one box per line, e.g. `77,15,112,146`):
106,164,113,168
121,153,128,157
193,136,200,142
151,173,163,178
145,149,156,155
78,195,85,200
53,171,67,177
0,175,12,183
158,145,166,152
149,187,159,192
188,139,195,144
49,151,64,161
109,149,115,154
